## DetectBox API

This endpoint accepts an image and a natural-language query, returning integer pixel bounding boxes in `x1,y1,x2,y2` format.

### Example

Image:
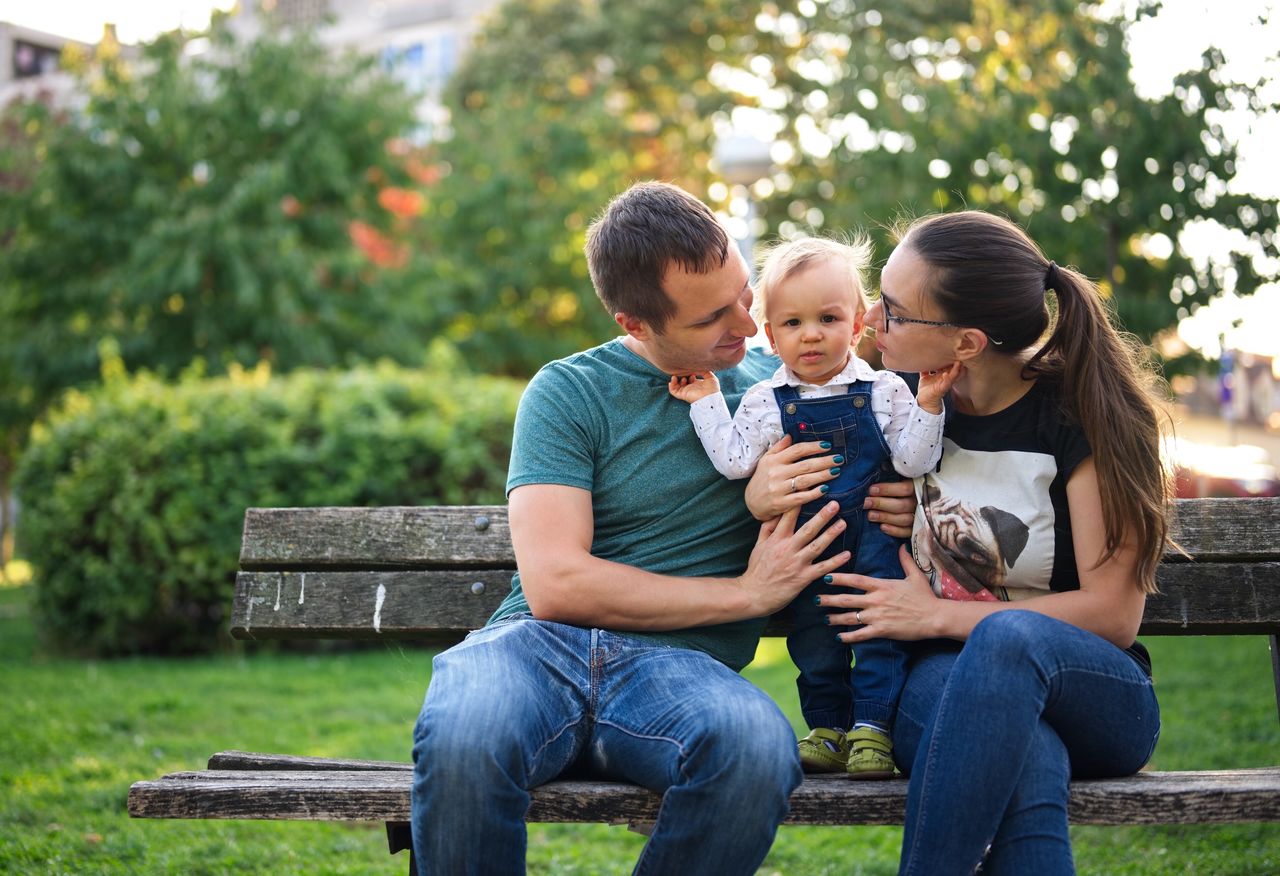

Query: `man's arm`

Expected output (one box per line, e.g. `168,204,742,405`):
510,483,850,630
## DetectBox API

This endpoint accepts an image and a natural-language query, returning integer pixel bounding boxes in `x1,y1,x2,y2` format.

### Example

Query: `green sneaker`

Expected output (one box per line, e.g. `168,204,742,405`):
845,726,896,780
797,727,850,774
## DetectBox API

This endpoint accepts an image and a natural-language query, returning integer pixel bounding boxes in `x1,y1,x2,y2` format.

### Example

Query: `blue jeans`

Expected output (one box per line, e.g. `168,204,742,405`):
892,611,1160,876
411,617,802,875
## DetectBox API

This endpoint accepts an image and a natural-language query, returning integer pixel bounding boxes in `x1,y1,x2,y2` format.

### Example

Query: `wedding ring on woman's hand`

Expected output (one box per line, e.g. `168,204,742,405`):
790,477,798,493
855,611,863,625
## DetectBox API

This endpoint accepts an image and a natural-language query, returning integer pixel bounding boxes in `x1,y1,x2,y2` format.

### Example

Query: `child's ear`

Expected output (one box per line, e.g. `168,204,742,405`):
615,312,650,342
763,322,777,352
853,310,866,337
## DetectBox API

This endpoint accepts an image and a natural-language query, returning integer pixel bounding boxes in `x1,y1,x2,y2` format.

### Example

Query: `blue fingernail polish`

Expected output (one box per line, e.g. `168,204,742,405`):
833,455,844,464
835,634,844,642
830,467,841,476
820,441,832,449
813,596,821,605
824,615,831,625
823,574,833,583
819,485,830,494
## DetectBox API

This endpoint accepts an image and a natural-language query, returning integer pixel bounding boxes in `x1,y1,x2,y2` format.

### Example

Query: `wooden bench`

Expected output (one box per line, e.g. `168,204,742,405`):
128,497,1280,867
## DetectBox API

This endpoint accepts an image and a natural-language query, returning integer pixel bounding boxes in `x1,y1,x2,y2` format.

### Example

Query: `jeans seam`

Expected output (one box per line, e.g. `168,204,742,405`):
594,719,689,774
1040,664,1154,713
527,718,584,782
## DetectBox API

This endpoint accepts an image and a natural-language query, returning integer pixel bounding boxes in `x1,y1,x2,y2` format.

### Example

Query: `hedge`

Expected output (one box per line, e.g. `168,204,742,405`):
15,358,523,656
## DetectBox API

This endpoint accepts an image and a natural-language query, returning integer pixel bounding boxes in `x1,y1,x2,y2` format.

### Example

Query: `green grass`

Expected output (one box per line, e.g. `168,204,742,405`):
2,583,1277,874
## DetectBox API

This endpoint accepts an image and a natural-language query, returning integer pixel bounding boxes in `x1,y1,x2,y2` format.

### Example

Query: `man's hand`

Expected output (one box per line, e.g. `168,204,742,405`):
864,480,917,539
744,435,841,520
668,371,721,403
737,501,850,617
916,361,963,414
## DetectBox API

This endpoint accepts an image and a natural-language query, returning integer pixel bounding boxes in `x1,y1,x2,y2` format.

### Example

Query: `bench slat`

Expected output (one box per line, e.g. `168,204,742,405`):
126,766,1280,826
239,506,512,569
238,498,1280,569
230,563,1280,640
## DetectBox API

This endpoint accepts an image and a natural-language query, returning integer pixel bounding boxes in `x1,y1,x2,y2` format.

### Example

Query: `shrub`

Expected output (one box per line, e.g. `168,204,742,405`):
15,357,523,656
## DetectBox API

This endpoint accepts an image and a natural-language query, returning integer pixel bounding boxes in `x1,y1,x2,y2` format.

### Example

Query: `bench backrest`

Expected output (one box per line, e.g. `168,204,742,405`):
232,497,1280,643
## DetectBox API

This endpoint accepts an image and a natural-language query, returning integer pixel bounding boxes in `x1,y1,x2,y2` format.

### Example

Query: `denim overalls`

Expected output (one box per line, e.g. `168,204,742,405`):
775,380,908,732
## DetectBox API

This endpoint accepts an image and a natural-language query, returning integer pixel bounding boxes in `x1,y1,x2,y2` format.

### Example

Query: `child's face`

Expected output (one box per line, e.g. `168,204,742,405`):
763,258,865,385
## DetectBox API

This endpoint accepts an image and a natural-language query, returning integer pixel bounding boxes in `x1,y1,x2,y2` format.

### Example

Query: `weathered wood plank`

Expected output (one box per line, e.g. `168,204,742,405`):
126,767,1280,825
208,751,408,771
230,570,509,640
237,498,1280,569
239,506,512,569
230,563,1280,640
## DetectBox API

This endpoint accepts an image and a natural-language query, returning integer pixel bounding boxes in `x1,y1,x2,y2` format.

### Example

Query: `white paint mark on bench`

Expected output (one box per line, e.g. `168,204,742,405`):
274,577,282,611
298,573,306,605
373,583,386,633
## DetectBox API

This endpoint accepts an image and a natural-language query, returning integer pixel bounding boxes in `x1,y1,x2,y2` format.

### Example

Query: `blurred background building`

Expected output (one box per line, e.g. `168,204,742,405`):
229,0,503,139
0,21,99,106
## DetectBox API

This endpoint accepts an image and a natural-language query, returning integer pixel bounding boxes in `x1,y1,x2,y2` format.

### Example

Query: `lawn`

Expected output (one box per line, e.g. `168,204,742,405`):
2,582,1277,875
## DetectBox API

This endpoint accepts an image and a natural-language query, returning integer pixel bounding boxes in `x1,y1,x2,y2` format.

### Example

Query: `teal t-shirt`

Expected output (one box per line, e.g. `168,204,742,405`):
491,338,779,670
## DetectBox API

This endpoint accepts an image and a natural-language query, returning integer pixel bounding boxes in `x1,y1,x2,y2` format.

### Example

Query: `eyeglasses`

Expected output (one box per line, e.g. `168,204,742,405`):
878,295,965,333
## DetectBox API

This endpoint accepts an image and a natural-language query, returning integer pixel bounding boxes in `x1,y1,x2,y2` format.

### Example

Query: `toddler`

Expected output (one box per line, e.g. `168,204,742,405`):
669,236,957,777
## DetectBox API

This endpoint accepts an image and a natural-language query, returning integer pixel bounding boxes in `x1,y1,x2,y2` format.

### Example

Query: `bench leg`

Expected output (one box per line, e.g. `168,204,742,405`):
386,821,414,875
1271,635,1280,726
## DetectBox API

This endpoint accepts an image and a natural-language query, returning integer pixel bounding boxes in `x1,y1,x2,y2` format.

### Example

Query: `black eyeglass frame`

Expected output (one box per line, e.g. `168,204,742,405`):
877,294,966,333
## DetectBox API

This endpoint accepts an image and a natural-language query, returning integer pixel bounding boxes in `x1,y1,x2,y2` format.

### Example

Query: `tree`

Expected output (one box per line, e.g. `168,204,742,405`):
758,0,1277,342
413,0,1276,376
0,23,428,562
408,0,795,376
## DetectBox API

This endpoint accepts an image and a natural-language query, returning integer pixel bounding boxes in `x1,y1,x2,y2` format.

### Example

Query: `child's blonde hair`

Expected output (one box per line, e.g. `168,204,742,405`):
752,234,875,328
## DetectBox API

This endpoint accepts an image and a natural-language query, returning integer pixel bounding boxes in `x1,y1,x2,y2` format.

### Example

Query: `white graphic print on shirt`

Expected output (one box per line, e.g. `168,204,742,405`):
911,439,1060,602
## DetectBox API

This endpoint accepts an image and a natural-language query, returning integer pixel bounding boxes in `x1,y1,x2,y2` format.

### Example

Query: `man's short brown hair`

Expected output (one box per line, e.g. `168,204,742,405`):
585,182,730,334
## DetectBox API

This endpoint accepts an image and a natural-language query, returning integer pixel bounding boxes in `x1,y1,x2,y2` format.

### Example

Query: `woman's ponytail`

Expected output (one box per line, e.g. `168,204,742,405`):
1032,262,1172,592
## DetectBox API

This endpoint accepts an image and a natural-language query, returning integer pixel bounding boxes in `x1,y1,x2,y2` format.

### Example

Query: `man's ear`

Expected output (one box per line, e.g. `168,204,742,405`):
615,312,651,342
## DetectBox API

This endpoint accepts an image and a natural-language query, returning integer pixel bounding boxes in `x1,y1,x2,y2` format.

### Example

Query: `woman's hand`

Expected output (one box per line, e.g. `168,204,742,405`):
744,435,841,520
821,546,947,643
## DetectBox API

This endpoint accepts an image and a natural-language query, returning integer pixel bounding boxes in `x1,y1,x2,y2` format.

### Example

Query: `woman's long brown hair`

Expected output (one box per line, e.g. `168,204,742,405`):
902,211,1172,592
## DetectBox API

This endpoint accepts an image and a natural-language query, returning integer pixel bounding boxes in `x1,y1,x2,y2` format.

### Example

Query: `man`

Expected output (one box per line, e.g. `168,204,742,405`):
411,181,915,874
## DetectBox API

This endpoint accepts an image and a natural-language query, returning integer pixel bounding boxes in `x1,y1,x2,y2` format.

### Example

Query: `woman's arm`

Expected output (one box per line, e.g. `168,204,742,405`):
822,458,1148,648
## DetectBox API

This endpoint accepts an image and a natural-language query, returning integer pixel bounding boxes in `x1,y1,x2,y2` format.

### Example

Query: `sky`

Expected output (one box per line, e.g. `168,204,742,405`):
3,0,1278,357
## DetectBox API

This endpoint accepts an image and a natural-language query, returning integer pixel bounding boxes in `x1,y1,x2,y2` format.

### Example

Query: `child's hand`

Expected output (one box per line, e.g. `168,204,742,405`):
916,362,963,413
668,371,721,403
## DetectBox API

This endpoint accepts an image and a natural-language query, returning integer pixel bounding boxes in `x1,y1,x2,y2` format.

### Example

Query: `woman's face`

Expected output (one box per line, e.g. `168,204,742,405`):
867,243,963,373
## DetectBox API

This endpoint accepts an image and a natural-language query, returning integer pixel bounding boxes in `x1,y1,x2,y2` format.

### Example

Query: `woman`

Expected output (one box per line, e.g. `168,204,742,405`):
757,210,1171,875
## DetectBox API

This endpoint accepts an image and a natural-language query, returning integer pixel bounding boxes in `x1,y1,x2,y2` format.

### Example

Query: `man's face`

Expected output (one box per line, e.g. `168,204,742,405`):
639,246,758,374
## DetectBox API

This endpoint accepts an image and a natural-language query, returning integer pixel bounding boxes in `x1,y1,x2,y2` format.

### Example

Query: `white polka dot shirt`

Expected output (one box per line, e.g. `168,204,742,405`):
688,354,944,480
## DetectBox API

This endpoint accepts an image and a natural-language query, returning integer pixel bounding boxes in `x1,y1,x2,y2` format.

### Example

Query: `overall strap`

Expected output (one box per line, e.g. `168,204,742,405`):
772,383,801,404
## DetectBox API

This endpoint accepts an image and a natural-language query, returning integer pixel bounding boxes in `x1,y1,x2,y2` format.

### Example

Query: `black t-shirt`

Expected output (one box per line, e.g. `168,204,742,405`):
910,379,1091,602
908,377,1151,675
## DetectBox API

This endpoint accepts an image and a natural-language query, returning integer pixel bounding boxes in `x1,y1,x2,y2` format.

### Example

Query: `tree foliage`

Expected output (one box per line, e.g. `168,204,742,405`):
0,24,426,459
414,0,1276,376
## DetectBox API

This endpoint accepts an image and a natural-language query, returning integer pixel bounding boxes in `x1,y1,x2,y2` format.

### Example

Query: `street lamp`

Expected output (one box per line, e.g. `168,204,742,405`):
713,132,773,273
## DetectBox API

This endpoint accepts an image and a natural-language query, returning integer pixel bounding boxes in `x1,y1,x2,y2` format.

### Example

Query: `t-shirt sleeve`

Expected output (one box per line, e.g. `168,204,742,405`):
1042,398,1092,479
506,363,596,495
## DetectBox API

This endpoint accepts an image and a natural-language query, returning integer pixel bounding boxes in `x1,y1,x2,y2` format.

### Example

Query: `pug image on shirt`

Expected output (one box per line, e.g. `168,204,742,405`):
916,483,1031,602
